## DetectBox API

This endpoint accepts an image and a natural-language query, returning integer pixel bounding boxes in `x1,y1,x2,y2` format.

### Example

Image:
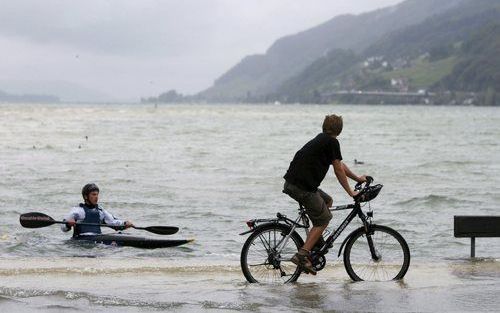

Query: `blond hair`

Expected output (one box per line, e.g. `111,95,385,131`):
322,114,343,136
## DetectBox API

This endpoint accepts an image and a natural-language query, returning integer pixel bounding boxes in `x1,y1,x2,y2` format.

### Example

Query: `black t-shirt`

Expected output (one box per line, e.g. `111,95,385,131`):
284,133,342,192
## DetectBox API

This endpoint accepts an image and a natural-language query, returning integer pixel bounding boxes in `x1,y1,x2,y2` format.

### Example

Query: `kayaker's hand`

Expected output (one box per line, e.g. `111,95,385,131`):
66,219,76,228
124,221,134,228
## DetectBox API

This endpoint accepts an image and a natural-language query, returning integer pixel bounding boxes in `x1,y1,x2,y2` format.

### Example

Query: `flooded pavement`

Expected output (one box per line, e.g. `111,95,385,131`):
1,257,499,312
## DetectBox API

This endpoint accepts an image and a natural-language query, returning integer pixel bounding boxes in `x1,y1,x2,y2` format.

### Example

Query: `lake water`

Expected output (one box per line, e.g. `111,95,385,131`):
1,103,499,312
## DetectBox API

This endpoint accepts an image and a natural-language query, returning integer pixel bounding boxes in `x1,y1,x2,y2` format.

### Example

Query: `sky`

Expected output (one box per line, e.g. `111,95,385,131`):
0,0,403,102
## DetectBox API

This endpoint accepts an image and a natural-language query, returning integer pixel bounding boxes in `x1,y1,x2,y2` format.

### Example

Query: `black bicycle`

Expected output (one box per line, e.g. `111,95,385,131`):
240,177,410,283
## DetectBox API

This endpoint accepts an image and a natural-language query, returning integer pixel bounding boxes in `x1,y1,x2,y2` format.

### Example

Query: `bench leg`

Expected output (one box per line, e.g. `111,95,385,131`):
471,237,475,258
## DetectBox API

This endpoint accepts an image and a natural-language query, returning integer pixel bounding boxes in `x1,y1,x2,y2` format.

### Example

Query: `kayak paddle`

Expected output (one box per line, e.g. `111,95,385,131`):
19,212,179,235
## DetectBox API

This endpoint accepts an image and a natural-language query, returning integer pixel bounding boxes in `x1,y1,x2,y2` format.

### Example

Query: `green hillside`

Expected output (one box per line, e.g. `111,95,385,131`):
380,57,458,90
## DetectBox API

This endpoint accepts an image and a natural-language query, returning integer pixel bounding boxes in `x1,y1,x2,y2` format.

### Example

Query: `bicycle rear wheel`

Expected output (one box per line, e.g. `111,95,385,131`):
343,224,410,281
240,223,303,283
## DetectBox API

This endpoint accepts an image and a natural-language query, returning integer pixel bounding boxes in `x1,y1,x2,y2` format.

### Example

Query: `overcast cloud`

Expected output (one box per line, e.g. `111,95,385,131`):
0,0,402,101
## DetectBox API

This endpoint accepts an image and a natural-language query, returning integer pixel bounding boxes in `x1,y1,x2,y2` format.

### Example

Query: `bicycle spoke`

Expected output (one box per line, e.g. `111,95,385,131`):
257,234,271,252
243,227,301,284
249,263,268,266
249,243,269,257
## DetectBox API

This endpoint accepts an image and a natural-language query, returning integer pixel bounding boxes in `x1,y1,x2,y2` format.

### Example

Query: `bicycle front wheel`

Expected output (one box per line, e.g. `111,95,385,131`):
343,224,410,281
240,223,303,284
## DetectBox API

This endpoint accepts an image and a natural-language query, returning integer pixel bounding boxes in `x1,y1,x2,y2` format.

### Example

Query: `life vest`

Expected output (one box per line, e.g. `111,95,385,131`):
73,203,102,237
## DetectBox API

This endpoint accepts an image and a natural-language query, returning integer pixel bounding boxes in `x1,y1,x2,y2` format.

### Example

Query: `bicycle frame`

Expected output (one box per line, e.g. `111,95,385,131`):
241,201,376,261
319,202,376,259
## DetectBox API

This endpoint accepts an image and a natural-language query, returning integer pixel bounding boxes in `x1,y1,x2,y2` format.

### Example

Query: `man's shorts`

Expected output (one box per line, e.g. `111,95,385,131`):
283,181,333,227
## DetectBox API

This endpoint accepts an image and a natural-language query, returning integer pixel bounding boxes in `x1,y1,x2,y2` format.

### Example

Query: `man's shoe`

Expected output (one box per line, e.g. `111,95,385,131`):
291,251,317,275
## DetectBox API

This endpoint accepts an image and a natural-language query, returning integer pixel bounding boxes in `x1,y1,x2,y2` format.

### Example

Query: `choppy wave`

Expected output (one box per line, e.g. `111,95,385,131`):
0,286,265,311
416,160,477,168
0,265,241,276
0,287,186,310
392,194,479,208
201,300,262,311
0,258,242,276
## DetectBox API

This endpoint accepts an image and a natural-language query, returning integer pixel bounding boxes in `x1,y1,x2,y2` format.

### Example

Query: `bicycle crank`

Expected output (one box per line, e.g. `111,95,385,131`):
312,255,326,271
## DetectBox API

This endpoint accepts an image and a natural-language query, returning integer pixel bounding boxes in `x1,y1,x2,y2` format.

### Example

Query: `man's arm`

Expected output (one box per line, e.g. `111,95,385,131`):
61,207,83,232
101,209,134,228
342,162,366,183
333,160,357,197
101,209,125,227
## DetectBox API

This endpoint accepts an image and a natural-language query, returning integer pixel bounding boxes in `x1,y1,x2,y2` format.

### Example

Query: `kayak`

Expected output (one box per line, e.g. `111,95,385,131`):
72,233,193,249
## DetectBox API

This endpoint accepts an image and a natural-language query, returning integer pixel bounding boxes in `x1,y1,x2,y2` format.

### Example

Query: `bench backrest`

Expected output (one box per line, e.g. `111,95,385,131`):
454,216,500,238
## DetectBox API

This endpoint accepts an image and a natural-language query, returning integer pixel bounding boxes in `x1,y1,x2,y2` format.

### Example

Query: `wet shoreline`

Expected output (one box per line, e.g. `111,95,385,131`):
1,257,500,312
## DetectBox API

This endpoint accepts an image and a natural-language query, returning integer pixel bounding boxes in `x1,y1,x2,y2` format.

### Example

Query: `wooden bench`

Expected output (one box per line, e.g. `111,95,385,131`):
454,216,500,257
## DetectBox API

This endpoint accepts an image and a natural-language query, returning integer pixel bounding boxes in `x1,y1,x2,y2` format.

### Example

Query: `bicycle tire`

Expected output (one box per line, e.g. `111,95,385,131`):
241,223,304,283
343,224,410,281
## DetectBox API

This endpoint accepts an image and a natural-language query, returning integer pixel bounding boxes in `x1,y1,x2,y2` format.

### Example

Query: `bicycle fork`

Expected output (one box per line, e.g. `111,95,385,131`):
362,214,381,262
367,235,381,261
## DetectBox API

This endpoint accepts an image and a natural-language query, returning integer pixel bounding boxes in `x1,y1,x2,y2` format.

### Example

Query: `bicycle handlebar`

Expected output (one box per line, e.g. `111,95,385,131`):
354,176,373,191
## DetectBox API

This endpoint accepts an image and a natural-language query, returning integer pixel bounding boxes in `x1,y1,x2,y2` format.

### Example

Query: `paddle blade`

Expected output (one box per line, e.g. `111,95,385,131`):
19,212,56,228
143,226,179,235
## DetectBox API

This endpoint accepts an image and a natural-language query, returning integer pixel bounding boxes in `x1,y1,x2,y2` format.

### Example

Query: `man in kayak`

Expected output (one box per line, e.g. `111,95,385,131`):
283,114,367,275
61,183,134,237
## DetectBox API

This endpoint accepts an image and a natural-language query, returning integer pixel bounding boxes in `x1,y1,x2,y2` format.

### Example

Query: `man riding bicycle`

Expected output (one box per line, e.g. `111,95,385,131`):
283,114,368,275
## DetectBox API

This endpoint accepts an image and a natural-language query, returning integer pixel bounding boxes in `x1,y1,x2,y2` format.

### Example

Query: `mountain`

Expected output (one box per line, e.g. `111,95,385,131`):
272,0,500,105
198,0,464,102
0,80,114,103
271,49,360,103
0,89,59,103
439,23,500,93
362,0,500,60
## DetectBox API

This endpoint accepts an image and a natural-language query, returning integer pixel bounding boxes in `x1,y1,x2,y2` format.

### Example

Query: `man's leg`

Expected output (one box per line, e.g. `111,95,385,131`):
292,190,333,274
303,224,328,251
293,225,327,275
303,188,332,251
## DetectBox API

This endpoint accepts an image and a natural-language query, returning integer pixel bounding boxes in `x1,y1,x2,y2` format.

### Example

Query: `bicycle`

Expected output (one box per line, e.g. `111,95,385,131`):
239,177,410,283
